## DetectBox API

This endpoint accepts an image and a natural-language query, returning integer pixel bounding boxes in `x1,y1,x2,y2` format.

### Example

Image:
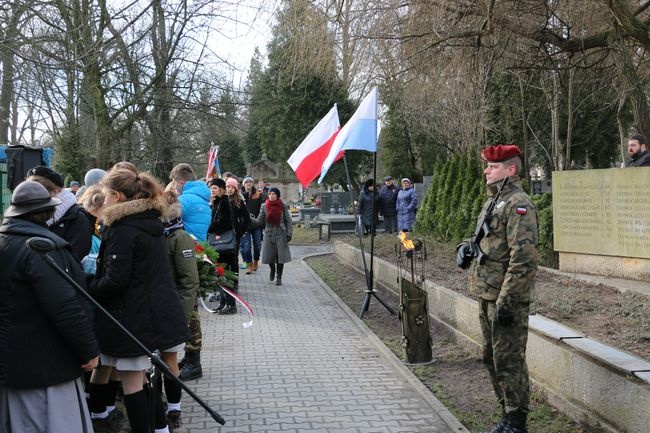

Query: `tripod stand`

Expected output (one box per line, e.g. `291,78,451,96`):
342,153,395,319
26,237,226,426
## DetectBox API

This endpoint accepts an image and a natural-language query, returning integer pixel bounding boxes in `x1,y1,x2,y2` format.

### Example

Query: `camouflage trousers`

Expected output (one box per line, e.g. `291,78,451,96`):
478,299,530,415
184,301,202,354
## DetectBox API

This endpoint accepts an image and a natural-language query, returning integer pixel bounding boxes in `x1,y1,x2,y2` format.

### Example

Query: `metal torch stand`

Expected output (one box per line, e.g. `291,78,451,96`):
396,239,434,365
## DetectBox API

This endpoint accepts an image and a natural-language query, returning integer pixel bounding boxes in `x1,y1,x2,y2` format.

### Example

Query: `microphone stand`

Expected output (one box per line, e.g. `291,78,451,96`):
26,237,226,426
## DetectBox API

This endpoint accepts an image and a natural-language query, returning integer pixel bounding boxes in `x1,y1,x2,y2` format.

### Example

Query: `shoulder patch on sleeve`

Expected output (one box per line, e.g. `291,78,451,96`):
182,249,194,259
516,206,527,215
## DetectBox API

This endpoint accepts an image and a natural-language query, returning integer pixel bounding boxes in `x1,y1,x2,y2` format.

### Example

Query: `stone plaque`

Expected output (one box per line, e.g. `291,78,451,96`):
553,168,650,259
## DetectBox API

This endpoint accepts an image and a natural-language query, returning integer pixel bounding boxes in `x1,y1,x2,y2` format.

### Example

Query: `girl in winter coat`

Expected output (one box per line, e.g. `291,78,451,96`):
207,177,250,314
88,169,190,433
256,187,293,286
396,178,418,232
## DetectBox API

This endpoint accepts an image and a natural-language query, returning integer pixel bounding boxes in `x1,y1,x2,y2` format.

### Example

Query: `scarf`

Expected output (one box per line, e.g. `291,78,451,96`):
48,189,78,227
265,198,284,226
163,216,184,237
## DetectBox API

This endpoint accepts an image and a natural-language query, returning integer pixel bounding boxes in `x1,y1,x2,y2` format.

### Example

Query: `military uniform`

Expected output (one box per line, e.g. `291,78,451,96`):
461,144,538,433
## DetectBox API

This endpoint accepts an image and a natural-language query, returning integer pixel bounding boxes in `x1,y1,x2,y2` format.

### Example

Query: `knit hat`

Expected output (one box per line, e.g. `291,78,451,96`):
269,187,281,198
70,181,80,188
84,168,107,186
226,177,239,188
401,178,411,185
242,176,254,184
481,144,522,163
364,178,375,188
5,180,62,217
26,166,64,188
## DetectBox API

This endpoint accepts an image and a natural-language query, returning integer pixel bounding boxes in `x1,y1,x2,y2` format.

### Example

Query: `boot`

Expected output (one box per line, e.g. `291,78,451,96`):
253,260,259,271
245,262,253,274
167,410,185,433
269,263,276,281
275,263,284,286
479,419,506,433
217,304,237,315
501,411,528,433
178,352,202,382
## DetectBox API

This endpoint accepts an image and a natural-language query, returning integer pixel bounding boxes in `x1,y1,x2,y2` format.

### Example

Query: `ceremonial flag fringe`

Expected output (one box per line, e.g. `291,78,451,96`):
318,87,379,183
287,105,342,188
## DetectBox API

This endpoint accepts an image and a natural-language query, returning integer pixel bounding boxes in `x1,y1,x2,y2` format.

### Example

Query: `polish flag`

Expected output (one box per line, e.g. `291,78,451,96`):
318,87,378,183
288,105,342,188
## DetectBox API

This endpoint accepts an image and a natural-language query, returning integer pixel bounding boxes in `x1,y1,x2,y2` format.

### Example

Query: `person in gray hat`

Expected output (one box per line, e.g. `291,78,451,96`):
0,180,100,433
75,168,108,199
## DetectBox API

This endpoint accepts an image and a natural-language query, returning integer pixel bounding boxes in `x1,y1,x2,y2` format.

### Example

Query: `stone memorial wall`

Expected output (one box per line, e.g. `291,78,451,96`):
552,168,650,279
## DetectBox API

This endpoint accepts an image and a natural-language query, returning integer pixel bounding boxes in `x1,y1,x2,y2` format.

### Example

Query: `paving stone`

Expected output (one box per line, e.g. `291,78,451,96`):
181,245,466,432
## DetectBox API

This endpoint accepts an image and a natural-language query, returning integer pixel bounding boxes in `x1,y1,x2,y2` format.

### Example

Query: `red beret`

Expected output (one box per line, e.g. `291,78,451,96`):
481,144,522,163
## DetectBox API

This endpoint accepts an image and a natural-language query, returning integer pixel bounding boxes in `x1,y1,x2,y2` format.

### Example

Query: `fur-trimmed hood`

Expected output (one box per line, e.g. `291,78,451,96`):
103,196,167,227
161,201,182,222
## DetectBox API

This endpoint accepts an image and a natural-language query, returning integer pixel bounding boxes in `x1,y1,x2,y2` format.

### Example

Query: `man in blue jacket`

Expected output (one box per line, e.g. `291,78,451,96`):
170,163,211,242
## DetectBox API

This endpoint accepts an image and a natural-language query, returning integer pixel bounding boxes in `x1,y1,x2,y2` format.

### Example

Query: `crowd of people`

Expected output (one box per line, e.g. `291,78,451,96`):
0,161,294,433
355,175,418,235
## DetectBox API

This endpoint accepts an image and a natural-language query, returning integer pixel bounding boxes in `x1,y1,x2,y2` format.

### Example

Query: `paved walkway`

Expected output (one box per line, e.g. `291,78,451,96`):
181,245,467,433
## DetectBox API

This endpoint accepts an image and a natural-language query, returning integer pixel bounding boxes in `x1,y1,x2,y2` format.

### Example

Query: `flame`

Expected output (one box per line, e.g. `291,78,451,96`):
399,231,415,250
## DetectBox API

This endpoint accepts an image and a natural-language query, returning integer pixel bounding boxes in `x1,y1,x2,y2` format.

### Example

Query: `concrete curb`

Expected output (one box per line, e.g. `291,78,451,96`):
300,252,470,433
333,241,650,433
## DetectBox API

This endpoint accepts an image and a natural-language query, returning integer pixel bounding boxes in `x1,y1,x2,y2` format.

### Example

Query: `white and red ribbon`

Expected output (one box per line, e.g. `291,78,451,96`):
199,254,254,327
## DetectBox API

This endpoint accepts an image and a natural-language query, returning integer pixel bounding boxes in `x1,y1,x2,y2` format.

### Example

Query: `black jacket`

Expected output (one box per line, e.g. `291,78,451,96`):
51,203,93,262
379,184,399,216
0,218,99,388
626,150,650,167
89,197,190,357
209,196,250,240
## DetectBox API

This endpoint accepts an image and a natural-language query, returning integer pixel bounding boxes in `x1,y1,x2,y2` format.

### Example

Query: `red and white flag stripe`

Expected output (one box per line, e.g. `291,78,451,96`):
288,105,342,187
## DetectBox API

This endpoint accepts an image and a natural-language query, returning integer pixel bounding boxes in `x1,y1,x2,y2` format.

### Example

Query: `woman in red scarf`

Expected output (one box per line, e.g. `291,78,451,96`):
255,187,293,285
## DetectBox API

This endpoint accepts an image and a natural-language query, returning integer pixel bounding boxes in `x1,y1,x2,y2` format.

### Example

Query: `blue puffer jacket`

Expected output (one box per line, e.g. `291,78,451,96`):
179,180,211,241
396,187,418,231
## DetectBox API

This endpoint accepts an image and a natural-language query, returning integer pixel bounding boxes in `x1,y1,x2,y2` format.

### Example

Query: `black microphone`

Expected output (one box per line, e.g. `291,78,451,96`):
26,237,56,253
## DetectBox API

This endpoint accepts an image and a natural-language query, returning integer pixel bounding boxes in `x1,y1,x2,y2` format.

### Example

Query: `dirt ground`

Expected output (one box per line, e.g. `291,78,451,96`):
333,233,650,361
305,253,583,433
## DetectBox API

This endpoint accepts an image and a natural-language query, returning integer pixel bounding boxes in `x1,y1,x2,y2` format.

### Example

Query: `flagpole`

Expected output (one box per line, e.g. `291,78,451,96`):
358,151,395,319
342,154,370,286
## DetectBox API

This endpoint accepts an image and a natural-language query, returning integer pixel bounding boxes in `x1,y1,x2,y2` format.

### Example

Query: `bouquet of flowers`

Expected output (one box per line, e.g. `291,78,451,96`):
194,241,238,297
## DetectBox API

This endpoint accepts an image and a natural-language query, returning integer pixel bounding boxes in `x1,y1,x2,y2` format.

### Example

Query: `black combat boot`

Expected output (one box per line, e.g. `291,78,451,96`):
480,420,506,433
178,352,202,382
500,411,528,433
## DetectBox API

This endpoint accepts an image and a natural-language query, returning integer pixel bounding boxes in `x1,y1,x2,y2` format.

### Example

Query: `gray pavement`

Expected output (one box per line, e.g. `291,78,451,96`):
181,245,467,433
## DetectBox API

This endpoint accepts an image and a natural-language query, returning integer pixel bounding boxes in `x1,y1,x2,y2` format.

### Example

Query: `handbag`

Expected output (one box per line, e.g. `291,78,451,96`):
207,199,239,255
207,230,238,255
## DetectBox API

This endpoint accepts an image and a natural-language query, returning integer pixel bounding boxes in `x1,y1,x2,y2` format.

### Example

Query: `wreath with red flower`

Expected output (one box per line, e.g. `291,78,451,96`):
194,241,238,297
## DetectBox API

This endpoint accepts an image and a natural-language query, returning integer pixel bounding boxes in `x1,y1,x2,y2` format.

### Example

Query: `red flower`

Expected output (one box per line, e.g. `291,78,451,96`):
195,244,204,253
216,267,225,277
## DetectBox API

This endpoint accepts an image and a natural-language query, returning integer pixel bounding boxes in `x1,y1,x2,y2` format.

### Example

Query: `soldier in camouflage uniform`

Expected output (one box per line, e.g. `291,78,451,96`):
457,144,538,433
